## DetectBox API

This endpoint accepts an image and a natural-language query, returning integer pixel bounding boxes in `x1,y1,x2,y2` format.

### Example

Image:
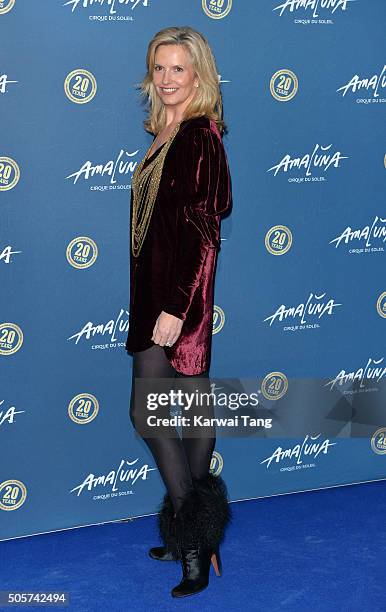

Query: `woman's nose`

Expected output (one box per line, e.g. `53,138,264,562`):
162,69,171,84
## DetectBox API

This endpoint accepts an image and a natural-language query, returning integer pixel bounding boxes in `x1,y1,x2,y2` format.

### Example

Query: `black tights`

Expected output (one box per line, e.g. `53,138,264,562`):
130,344,215,514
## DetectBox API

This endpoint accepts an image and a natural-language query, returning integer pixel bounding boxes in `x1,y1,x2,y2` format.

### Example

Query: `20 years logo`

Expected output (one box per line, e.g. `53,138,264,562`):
0,323,23,355
270,69,298,102
0,480,27,511
0,157,20,191
68,393,99,424
213,305,226,335
202,0,232,19
265,225,293,255
371,428,386,455
64,69,97,104
210,451,224,476
66,237,98,269
0,0,15,15
261,372,288,401
376,292,386,319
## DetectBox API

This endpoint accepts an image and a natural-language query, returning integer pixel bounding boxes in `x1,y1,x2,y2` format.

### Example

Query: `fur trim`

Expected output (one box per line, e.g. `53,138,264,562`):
175,473,232,553
157,492,180,561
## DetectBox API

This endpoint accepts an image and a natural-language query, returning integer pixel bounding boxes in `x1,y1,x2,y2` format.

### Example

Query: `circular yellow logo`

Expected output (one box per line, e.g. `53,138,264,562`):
371,428,386,455
210,451,224,476
202,0,232,19
64,69,97,104
265,225,292,255
376,292,386,318
270,69,298,102
213,305,225,335
0,480,27,511
66,237,98,269
261,372,288,401
0,0,15,15
68,393,99,424
0,157,20,191
0,323,23,355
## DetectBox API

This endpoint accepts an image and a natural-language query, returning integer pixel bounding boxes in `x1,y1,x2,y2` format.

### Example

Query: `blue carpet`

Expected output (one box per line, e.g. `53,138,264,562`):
1,480,385,611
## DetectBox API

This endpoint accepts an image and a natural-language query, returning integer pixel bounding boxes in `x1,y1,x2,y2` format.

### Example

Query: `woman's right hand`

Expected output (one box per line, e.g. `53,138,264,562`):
151,311,183,347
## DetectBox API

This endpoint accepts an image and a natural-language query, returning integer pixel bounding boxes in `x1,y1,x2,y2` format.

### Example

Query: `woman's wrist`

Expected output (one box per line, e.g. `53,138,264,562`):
162,307,186,321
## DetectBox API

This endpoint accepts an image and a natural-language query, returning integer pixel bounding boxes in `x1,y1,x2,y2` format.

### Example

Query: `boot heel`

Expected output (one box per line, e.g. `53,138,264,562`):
170,474,231,597
211,546,222,576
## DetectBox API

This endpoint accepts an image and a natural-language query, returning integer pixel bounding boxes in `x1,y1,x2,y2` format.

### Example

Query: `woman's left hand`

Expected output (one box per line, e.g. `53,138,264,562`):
152,311,183,346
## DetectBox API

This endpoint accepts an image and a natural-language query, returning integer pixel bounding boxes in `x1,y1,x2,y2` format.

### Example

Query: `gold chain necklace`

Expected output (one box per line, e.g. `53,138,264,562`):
131,122,181,258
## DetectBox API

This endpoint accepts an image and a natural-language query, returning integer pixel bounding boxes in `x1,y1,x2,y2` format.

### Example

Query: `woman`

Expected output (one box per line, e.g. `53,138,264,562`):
126,26,233,598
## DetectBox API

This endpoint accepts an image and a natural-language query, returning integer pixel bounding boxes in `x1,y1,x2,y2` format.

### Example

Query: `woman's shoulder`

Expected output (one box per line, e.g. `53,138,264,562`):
180,115,221,139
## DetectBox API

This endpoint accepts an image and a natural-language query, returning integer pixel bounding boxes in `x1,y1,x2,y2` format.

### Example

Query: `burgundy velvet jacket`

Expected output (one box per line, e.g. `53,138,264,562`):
125,115,232,375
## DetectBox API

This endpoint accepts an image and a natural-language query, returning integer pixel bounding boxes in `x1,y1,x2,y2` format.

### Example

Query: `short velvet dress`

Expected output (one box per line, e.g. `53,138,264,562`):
125,115,232,375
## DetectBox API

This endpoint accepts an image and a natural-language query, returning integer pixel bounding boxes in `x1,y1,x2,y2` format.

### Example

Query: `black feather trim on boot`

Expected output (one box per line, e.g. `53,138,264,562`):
175,472,232,554
157,492,180,561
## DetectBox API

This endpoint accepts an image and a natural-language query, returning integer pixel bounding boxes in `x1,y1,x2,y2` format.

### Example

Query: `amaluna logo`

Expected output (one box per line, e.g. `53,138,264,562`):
260,434,336,468
267,143,348,176
326,357,386,390
330,216,386,248
273,0,354,17
68,308,129,344
0,74,17,94
70,458,157,496
263,292,342,326
66,149,139,185
0,399,25,427
337,65,386,98
63,0,149,14
0,245,22,264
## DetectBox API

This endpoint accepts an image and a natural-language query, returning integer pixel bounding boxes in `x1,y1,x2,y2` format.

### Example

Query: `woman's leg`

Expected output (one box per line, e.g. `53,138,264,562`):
176,369,216,480
129,344,194,514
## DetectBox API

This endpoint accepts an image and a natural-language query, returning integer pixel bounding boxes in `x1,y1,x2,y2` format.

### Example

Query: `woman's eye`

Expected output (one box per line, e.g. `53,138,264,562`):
154,65,183,72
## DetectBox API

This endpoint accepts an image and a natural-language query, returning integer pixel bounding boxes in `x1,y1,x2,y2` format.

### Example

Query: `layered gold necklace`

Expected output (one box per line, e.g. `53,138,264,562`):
131,122,181,257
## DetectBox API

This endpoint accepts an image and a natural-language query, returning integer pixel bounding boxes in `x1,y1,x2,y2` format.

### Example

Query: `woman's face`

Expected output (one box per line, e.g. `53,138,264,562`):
152,44,198,113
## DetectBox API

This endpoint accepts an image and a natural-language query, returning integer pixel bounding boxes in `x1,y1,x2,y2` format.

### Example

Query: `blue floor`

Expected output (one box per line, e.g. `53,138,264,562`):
1,480,386,612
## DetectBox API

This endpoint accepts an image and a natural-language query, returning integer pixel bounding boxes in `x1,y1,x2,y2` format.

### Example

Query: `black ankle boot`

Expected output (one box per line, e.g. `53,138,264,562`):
171,473,231,598
148,546,176,561
170,546,218,597
149,492,180,562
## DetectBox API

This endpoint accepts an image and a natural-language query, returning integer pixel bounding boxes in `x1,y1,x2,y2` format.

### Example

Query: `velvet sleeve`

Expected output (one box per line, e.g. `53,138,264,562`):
162,126,232,321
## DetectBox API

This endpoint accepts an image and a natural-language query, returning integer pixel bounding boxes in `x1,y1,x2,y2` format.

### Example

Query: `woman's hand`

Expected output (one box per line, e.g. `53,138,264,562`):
152,311,183,346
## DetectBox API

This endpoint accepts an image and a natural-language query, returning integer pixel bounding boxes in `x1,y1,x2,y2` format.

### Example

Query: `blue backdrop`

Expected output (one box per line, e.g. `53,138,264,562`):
1,0,385,541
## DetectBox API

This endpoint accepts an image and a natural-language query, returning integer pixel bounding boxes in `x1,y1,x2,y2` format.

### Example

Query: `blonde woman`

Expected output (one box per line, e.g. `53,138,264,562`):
126,26,232,598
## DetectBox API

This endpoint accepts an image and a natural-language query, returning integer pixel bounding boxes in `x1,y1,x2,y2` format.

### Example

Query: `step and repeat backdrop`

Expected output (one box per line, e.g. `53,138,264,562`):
1,0,385,541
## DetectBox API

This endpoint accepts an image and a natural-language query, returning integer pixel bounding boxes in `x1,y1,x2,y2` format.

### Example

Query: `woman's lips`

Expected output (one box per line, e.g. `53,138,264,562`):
159,87,178,94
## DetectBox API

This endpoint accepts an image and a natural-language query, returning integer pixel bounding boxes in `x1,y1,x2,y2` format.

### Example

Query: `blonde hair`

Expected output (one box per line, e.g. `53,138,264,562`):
139,26,225,135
